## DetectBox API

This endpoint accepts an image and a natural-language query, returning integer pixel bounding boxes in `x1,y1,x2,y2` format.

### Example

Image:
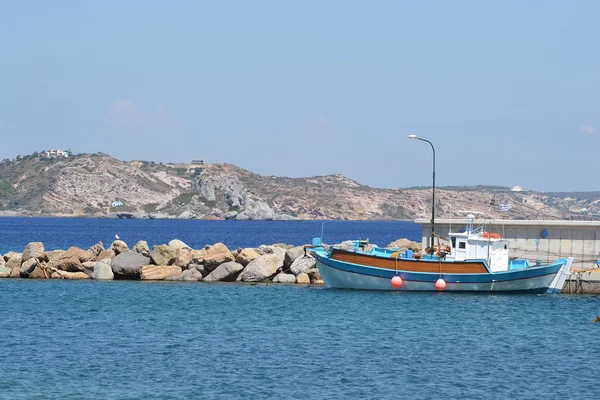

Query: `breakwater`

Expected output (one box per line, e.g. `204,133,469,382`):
0,239,329,284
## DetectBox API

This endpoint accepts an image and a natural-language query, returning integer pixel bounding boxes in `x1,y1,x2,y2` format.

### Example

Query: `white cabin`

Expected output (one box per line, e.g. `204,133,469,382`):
446,231,510,272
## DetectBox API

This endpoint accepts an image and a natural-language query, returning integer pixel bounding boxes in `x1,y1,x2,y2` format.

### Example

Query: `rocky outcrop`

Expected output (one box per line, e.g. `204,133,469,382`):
111,251,150,278
140,265,182,280
86,242,104,261
240,253,284,282
203,261,244,282
64,246,91,263
150,245,175,266
90,262,114,280
0,266,12,278
56,257,84,272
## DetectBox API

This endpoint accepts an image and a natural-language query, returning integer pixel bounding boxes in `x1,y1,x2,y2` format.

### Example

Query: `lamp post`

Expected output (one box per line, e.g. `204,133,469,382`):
408,134,436,249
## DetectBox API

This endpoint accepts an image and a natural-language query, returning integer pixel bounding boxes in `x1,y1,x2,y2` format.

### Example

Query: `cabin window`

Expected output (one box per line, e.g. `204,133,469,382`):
451,237,456,248
504,245,507,250
458,242,466,249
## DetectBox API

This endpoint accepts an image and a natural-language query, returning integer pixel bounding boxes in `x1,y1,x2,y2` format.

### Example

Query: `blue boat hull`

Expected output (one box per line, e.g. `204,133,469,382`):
315,252,570,293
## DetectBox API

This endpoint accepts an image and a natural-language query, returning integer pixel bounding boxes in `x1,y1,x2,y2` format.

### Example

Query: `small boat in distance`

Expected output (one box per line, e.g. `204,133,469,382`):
307,215,572,293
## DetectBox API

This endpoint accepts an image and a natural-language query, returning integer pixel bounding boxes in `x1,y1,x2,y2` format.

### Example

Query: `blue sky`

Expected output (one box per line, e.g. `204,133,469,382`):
1,1,599,191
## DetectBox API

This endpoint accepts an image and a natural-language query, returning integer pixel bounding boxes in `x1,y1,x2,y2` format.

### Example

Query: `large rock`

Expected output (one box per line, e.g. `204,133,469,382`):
168,239,191,250
284,246,305,269
64,246,91,263
150,245,176,266
29,266,47,279
90,262,114,280
4,251,21,262
111,251,150,277
273,273,296,283
169,268,203,281
296,273,310,284
290,255,317,276
20,258,39,277
56,257,84,272
140,265,182,280
6,255,23,272
0,266,11,278
133,241,150,257
97,249,116,261
203,261,244,282
111,240,129,254
202,243,234,271
86,242,104,261
51,270,89,280
188,263,210,277
22,242,45,261
43,250,66,266
386,238,421,252
0,256,5,268
240,253,284,282
235,248,260,266
257,245,286,258
173,248,193,268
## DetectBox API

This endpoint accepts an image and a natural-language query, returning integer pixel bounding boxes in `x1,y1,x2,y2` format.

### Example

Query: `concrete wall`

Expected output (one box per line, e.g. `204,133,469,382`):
416,219,600,271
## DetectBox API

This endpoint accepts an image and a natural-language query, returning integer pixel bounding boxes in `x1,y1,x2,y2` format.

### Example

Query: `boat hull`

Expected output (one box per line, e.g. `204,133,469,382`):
315,252,570,293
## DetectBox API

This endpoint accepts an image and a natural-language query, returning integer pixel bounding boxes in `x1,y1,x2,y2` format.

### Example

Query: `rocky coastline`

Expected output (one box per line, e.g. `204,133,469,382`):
0,238,421,284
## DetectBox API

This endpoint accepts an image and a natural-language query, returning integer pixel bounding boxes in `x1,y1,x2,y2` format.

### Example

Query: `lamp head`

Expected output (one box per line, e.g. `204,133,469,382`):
408,134,418,139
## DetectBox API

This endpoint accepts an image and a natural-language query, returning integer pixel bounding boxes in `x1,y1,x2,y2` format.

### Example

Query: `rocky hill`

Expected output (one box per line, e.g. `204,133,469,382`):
0,153,598,220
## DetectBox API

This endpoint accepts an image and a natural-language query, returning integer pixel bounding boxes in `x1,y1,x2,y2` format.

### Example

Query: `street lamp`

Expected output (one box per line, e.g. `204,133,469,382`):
409,135,436,249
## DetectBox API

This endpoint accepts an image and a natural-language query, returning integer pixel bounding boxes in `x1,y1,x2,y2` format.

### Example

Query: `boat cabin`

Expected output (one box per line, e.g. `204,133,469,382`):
446,231,510,272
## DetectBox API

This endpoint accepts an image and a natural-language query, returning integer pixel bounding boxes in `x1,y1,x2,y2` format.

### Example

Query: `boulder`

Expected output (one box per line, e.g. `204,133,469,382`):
386,238,421,252
6,255,23,272
168,239,191,250
272,273,296,283
140,265,182,280
20,258,39,277
240,253,284,282
90,262,114,280
111,251,150,277
29,266,47,279
64,246,91,263
56,257,84,272
189,249,207,265
235,248,260,266
169,268,203,281
4,251,21,262
10,266,20,278
290,255,317,276
309,269,322,283
202,243,234,271
22,242,45,261
97,257,112,266
173,248,193,268
51,270,89,280
0,256,5,268
82,261,97,276
86,242,105,261
188,263,210,277
296,273,310,284
257,245,286,258
0,266,11,278
97,249,116,261
203,261,244,282
150,245,176,266
43,250,66,266
284,246,305,269
111,240,129,254
133,241,150,257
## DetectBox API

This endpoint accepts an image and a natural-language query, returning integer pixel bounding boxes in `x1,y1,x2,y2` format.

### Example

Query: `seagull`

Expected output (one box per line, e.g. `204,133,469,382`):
115,234,120,240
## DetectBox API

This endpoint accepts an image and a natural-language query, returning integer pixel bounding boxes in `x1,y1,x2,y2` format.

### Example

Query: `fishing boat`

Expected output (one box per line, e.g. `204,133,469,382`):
308,215,572,293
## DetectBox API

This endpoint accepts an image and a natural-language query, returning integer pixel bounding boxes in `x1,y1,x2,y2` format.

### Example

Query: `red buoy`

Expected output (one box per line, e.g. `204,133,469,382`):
435,278,447,291
391,275,403,288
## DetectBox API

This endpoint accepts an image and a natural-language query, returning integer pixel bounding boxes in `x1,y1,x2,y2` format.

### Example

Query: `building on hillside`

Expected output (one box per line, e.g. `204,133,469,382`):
191,160,204,164
41,149,69,159
511,186,523,192
111,201,124,207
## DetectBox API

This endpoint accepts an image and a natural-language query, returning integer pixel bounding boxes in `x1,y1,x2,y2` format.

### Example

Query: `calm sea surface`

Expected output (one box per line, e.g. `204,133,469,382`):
1,218,599,399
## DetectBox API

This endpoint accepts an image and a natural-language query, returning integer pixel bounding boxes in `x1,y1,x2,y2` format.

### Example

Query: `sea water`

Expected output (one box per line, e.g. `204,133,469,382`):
1,218,599,399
